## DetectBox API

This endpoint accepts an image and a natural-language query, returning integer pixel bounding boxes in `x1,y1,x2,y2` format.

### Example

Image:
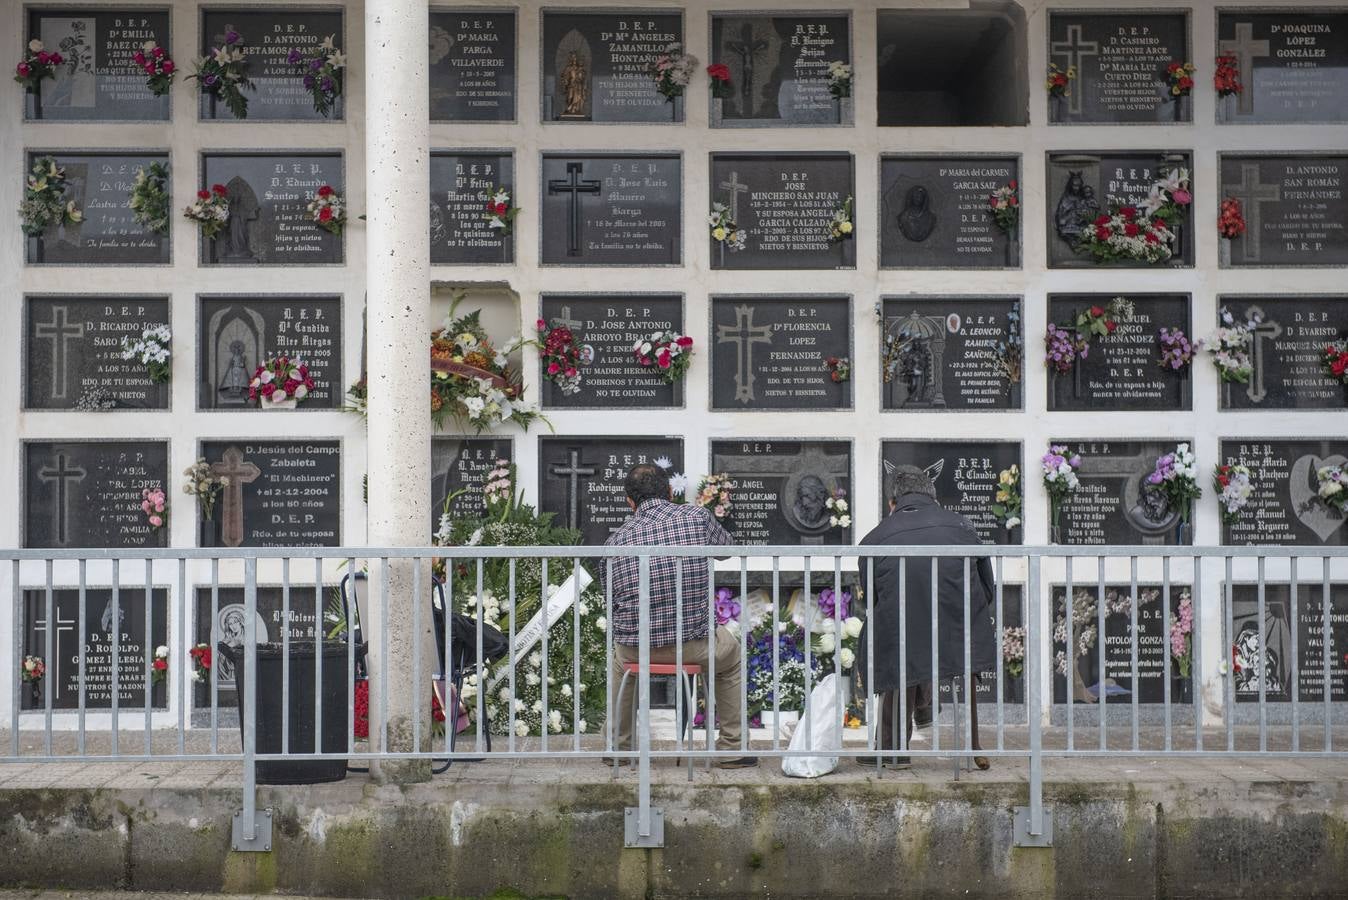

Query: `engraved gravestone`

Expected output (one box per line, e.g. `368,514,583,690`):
1219,154,1348,267
199,440,341,548
709,13,852,126
1229,582,1348,703
432,437,513,525
1047,11,1192,124
200,9,345,120
1217,296,1348,410
541,10,683,122
1051,439,1193,545
24,441,169,549
25,151,170,265
709,153,855,270
709,440,852,546
1047,294,1191,411
1219,439,1348,547
197,295,341,410
538,437,684,545
24,7,172,120
201,152,344,265
22,588,168,709
25,295,170,411
430,152,513,264
540,294,683,409
880,155,1021,269
193,585,325,710
880,297,1023,412
540,154,681,266
1046,151,1195,268
1216,11,1348,124
430,8,516,121
881,441,1021,545
710,295,851,411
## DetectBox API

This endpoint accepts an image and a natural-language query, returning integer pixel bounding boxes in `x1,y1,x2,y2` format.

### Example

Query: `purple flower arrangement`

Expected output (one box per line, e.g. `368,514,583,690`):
1045,323,1087,374
1158,327,1198,370
189,27,252,119
288,35,346,117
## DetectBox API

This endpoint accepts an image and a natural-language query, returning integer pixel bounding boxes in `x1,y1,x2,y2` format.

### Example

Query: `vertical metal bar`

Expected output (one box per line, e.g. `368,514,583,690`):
1097,555,1106,751
175,557,184,757
865,557,875,758
281,559,291,757
603,557,612,755
994,555,1004,752
413,557,423,754
79,558,88,755
834,556,844,755
10,560,18,758
241,557,259,841
43,559,53,756
315,560,327,761
898,556,907,755
1290,556,1299,753
536,558,545,754
507,557,517,754
740,558,748,753
1027,551,1044,836
347,559,355,757
962,556,973,757
637,554,653,836
1162,556,1172,752
210,558,219,754
704,553,714,755
446,555,456,756
1064,554,1074,752
929,557,939,753
1129,556,1139,752
1257,554,1267,752
771,557,780,753
572,557,581,746
674,560,683,756
1225,556,1235,752
144,557,154,756
1324,555,1333,752
803,556,813,747
381,557,391,755
1193,553,1202,752
111,558,120,756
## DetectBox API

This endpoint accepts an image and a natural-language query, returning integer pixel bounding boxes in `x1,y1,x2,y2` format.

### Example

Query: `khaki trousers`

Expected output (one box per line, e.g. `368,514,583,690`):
612,626,744,752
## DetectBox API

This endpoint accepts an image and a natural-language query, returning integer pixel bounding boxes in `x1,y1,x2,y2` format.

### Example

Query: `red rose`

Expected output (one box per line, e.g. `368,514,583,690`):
50,53,63,65
152,46,165,59
1218,475,1230,487
1089,305,1105,317
197,189,211,200
1119,206,1137,219
304,377,315,389
1105,320,1117,333
319,207,333,222
656,349,671,369
1124,222,1140,237
1095,225,1111,241
1094,214,1111,226
1009,196,1018,206
144,63,156,74
535,318,546,330
1152,218,1165,229
1008,179,1017,189
1144,232,1159,244
547,361,560,375
211,183,228,195
153,658,167,671
1334,358,1348,376
564,367,577,378
676,336,693,347
1167,62,1182,74
36,51,50,64
318,184,334,197
16,62,30,76
1178,76,1193,90
493,201,508,215
133,51,146,64
261,382,276,397
162,59,174,73
707,63,731,82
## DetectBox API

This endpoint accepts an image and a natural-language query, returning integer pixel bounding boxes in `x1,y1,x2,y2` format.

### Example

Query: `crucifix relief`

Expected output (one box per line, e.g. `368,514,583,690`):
1243,306,1283,404
210,447,261,548
547,162,601,257
38,452,87,546
550,448,596,531
34,305,85,401
1219,22,1271,116
716,305,773,404
727,23,768,111
1050,25,1099,116
1223,163,1281,262
719,170,749,223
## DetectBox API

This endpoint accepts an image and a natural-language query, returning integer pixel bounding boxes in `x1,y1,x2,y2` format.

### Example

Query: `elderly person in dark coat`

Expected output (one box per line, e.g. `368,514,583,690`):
857,465,997,769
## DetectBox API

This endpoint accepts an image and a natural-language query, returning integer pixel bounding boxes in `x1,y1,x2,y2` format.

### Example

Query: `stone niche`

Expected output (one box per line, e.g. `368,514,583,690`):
876,0,1028,126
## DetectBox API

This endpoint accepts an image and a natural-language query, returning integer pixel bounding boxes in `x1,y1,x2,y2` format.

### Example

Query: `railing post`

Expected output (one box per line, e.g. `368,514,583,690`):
625,553,663,848
1015,549,1053,848
232,556,272,851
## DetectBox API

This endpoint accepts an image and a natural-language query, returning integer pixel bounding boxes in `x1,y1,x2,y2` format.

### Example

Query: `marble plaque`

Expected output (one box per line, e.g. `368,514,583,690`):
24,441,169,549
24,7,172,121
709,295,851,411
193,585,328,708
879,155,1021,269
25,151,171,265
200,152,344,265
199,8,345,120
1047,11,1192,124
540,153,681,266
880,296,1023,412
540,294,684,409
430,151,514,264
881,441,1022,545
430,8,516,121
1051,439,1194,545
709,13,852,126
1219,439,1348,547
709,439,852,546
24,295,170,411
1218,296,1348,410
1229,582,1348,702
538,436,684,545
432,437,513,525
541,10,683,122
197,295,341,411
1219,154,1348,267
198,440,341,548
1216,11,1348,124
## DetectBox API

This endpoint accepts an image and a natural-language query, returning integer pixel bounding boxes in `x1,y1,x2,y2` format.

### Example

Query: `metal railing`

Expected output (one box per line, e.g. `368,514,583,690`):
4,545,1346,849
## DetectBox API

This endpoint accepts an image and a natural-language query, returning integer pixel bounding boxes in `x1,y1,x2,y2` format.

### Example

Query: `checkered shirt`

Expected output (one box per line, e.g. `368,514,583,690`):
604,499,733,647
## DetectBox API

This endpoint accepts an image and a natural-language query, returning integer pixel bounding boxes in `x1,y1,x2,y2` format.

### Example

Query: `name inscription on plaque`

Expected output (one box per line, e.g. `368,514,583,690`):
1048,11,1191,123
1053,440,1192,546
880,297,1022,412
1219,439,1348,547
431,152,513,264
198,295,341,411
200,9,345,120
1218,296,1348,410
432,437,513,525
1229,582,1348,702
1216,11,1348,124
538,437,684,545
880,156,1021,269
199,440,341,548
541,295,684,409
1220,155,1348,268
26,152,171,265
710,14,851,126
541,11,683,122
25,8,172,120
710,295,851,411
430,9,516,121
881,441,1021,545
201,153,344,265
24,441,169,549
709,440,852,546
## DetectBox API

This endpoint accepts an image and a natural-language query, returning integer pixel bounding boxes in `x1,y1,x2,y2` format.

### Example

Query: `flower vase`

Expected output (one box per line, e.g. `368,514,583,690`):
716,240,725,270
1005,675,1025,704
1169,223,1184,263
1171,676,1193,705
1175,519,1192,545
26,234,43,264
1050,525,1062,545
1219,238,1232,268
27,681,41,708
1171,95,1185,122
669,94,684,123
262,396,299,411
1004,227,1019,267
710,95,725,126
836,96,853,124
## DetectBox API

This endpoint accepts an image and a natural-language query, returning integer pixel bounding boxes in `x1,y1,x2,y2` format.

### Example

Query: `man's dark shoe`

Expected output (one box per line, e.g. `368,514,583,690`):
715,756,758,769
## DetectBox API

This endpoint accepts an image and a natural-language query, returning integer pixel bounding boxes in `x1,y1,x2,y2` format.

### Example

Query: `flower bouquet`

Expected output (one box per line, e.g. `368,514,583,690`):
709,202,747,252
151,646,169,685
132,41,176,96
827,61,852,99
288,35,345,117
695,474,734,523
21,655,46,684
249,355,313,408
1147,442,1201,525
1165,61,1196,97
1076,170,1190,265
633,331,694,384
825,491,850,530
1213,464,1253,526
307,185,345,235
988,181,1019,235
1042,444,1082,539
1169,591,1194,678
536,319,591,396
484,186,519,236
650,43,696,101
141,486,167,531
189,643,212,682
1321,340,1348,386
1207,307,1261,383
1046,62,1075,98
19,156,82,236
707,63,732,99
1214,55,1242,98
1002,626,1025,679
996,303,1023,385
183,459,225,520
1158,327,1197,371
827,196,854,242
417,303,541,433
14,40,63,92
1218,197,1246,240
184,183,229,238
1316,464,1347,515
129,162,171,235
190,26,252,119
823,356,850,383
991,465,1022,531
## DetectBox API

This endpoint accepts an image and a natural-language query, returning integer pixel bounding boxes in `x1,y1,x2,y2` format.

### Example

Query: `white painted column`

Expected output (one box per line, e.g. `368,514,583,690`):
365,0,431,781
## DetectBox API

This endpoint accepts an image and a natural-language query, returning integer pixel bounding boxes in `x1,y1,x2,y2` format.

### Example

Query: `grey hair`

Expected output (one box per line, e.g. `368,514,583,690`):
888,464,936,501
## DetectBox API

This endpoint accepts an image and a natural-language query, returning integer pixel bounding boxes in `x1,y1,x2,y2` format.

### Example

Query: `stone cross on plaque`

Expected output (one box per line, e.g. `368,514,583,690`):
716,305,773,403
38,452,87,546
32,607,77,694
35,306,85,400
1050,25,1099,116
550,305,583,332
1223,163,1281,262
210,447,261,548
547,162,601,257
1219,22,1271,116
728,23,768,109
720,171,749,222
550,448,596,531
1243,307,1284,404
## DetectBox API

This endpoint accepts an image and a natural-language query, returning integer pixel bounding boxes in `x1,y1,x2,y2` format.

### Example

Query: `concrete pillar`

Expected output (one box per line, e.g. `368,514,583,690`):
365,0,431,782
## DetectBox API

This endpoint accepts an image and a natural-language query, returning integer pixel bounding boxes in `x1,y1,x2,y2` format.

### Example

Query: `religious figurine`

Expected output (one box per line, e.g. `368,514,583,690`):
791,474,832,532
727,22,768,113
896,185,936,242
559,51,588,117
1054,170,1100,245
218,339,250,400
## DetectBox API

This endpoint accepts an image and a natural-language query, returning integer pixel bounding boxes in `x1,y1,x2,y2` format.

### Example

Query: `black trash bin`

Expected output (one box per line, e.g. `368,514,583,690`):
220,640,353,785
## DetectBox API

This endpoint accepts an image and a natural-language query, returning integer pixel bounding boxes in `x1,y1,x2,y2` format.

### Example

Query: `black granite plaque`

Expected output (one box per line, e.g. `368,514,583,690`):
881,441,1022,545
199,9,344,120
709,153,855,270
709,440,852,546
430,152,513,264
710,13,851,126
1229,582,1348,703
933,585,1026,704
1218,296,1348,410
1219,154,1348,267
541,294,684,409
201,153,344,265
25,151,171,265
1047,294,1191,412
199,440,341,548
197,295,341,411
1047,11,1191,124
710,295,850,411
540,154,681,266
193,585,327,708
432,437,513,525
24,295,170,411
22,588,168,709
538,436,684,545
880,155,1021,269
1046,150,1195,268
880,297,1023,412
430,8,516,121
1219,439,1348,547
24,441,169,549
1217,11,1348,124
24,8,172,121
1052,439,1193,545
1051,584,1191,704
541,10,683,122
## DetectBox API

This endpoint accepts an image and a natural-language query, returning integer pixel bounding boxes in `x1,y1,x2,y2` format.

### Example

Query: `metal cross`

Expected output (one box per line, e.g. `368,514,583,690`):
727,23,768,108
1219,22,1271,116
719,170,749,222
1050,25,1099,116
210,447,261,548
550,448,596,531
38,452,87,546
547,162,601,256
716,305,774,404
34,305,85,401
32,606,77,699
1223,162,1282,262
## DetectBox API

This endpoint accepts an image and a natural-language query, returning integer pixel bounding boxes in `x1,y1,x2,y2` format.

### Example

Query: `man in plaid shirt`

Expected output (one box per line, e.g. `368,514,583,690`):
605,464,753,767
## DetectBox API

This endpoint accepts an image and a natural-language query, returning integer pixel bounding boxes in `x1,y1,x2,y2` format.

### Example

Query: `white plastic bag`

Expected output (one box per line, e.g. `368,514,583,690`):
781,674,843,778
